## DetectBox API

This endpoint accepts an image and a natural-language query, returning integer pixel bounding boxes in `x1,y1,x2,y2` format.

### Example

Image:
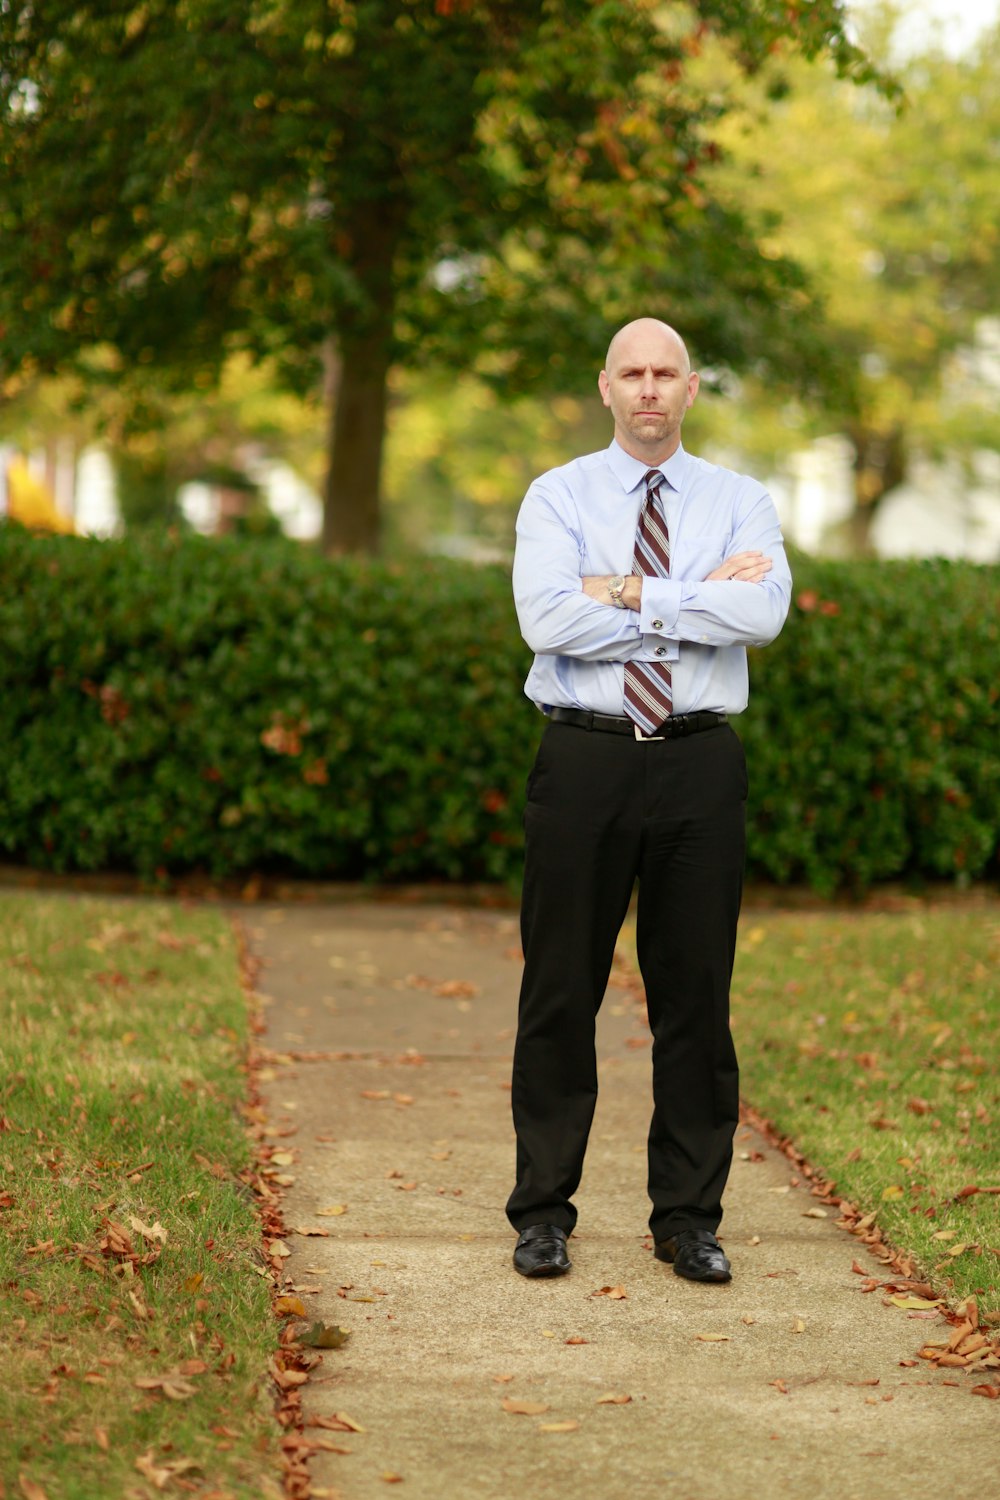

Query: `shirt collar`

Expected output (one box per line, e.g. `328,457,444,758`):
607,438,689,495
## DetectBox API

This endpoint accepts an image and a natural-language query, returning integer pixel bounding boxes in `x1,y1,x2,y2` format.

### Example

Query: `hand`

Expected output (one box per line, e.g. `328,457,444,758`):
705,551,772,583
581,575,642,610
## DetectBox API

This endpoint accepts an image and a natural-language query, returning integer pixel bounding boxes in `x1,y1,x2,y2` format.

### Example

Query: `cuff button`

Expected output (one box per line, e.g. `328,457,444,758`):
652,617,663,630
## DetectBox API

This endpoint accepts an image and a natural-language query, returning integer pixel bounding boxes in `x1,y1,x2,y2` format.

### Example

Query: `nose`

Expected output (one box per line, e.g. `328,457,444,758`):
639,367,658,400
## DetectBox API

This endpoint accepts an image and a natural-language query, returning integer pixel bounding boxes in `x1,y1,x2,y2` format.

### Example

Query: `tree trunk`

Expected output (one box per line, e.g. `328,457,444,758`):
321,202,403,556
322,317,392,555
846,423,907,557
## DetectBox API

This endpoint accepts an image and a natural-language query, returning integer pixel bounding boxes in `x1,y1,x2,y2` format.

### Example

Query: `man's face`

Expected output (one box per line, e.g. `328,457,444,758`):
598,327,699,458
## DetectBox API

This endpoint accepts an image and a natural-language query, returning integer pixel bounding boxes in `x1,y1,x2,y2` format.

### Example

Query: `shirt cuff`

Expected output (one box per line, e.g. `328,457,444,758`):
638,579,682,637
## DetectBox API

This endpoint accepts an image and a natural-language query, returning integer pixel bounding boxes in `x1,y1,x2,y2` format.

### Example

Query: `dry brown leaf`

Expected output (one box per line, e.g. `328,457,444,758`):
741,1314,756,1325
492,1374,515,1383
539,1420,580,1433
380,1473,404,1483
274,1295,307,1317
695,1333,730,1342
134,1374,196,1401
128,1215,167,1244
591,1285,627,1299
94,1427,109,1452
19,1477,49,1500
801,1207,828,1218
596,1393,632,1405
502,1398,550,1416
564,1336,589,1345
316,1205,348,1217
792,1319,806,1334
971,1384,1000,1399
290,1225,331,1237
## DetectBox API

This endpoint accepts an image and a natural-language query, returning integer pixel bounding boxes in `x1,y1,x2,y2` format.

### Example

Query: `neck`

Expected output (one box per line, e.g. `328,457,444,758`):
615,432,682,466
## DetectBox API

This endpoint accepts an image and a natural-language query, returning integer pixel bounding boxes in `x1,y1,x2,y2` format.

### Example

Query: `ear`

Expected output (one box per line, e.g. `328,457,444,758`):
685,371,700,409
598,370,611,408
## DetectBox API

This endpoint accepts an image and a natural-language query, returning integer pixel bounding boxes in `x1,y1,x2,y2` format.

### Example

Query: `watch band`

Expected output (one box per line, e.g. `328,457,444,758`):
608,575,626,609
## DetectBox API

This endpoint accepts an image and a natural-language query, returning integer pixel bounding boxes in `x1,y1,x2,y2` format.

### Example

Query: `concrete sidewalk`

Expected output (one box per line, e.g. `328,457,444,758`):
245,901,994,1500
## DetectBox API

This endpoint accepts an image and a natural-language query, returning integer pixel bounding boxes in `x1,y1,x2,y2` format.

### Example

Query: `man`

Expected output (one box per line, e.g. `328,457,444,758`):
507,318,791,1284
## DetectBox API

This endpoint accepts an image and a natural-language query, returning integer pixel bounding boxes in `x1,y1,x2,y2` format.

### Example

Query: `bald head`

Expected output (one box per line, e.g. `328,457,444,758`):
605,318,692,379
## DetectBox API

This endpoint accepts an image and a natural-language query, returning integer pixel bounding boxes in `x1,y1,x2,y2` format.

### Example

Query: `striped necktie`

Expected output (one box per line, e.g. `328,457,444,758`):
623,469,672,736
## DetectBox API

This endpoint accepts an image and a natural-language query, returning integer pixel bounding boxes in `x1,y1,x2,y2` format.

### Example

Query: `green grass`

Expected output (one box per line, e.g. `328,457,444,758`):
621,904,1000,1315
0,892,282,1500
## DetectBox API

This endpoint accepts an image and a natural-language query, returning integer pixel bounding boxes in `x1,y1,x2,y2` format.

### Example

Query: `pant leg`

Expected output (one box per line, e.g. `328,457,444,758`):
636,724,746,1243
506,722,642,1233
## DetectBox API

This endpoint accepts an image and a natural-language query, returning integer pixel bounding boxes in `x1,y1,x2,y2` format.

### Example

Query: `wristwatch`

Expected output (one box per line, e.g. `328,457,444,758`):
608,575,627,609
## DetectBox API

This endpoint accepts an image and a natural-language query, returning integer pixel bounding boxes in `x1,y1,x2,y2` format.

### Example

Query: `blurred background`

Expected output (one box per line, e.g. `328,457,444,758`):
1,0,997,562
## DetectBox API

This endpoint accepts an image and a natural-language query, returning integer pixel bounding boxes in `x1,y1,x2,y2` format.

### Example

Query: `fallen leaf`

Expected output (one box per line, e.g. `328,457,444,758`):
771,1379,789,1395
269,1239,292,1257
881,1185,904,1201
381,1474,404,1483
931,1230,956,1241
971,1385,1000,1399
591,1285,627,1299
19,1477,49,1500
792,1319,806,1333
316,1205,348,1217
889,1295,945,1310
300,1322,351,1350
274,1295,307,1317
946,1243,971,1257
128,1215,167,1244
290,1225,331,1237
802,1207,828,1218
741,1314,756,1326
539,1420,579,1432
502,1398,549,1416
564,1336,589,1345
596,1393,632,1405
360,1090,390,1100
695,1333,730,1343
134,1374,196,1401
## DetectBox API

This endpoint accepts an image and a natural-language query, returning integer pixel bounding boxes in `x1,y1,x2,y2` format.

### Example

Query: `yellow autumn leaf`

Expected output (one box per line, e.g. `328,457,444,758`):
889,1295,945,1310
539,1420,580,1433
881,1184,904,1200
946,1243,970,1257
317,1205,348,1216
274,1295,307,1317
695,1333,730,1342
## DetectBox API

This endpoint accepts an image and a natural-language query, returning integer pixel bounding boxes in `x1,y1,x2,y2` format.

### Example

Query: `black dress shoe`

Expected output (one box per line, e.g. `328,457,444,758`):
513,1224,571,1278
655,1228,731,1283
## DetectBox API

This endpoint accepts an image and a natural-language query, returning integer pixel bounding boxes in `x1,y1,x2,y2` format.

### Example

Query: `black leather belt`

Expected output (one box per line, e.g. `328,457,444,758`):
548,706,728,739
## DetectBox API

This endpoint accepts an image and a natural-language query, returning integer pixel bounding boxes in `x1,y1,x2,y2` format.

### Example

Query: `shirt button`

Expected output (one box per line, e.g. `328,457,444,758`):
652,617,664,630
654,646,667,657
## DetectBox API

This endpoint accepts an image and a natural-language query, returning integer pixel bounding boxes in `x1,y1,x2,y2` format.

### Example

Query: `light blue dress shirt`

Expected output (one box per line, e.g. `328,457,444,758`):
512,439,792,717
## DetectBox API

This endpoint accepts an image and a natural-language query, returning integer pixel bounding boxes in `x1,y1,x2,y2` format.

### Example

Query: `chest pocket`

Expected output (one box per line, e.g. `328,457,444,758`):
679,532,732,578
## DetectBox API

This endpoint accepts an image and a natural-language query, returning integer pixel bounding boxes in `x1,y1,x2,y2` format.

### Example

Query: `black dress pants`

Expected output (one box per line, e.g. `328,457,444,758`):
506,718,746,1244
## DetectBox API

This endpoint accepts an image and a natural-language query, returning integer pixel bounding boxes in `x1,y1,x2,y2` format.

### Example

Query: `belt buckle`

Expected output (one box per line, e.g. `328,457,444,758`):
634,724,665,742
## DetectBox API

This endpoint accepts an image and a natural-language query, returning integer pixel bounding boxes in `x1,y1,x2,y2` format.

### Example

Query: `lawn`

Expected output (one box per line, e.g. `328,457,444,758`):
622,903,1000,1315
0,892,282,1500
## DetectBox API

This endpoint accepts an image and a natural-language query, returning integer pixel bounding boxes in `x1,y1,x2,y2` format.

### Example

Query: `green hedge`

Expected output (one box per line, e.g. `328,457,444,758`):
1,523,997,892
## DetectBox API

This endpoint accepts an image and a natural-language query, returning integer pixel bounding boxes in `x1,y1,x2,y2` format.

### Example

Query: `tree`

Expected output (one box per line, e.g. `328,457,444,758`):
695,10,1000,551
0,1,880,553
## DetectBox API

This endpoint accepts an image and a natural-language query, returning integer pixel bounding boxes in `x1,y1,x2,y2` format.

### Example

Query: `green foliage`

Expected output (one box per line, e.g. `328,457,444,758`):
0,525,996,891
0,0,886,549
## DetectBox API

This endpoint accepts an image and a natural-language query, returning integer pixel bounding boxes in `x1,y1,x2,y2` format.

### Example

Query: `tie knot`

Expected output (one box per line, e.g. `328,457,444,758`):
644,469,662,490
